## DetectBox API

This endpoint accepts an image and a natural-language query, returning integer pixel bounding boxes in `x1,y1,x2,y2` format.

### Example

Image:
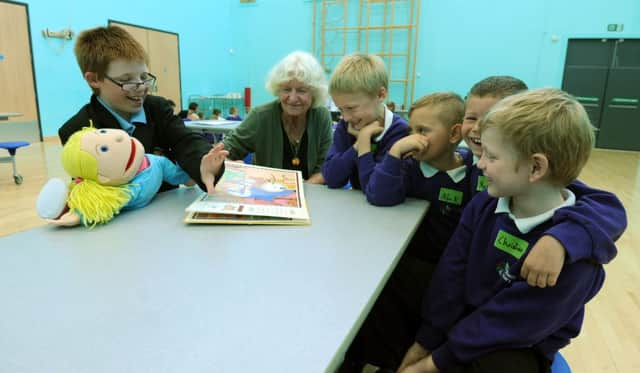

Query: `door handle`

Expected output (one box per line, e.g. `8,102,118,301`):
611,98,638,104
609,97,639,109
575,96,599,108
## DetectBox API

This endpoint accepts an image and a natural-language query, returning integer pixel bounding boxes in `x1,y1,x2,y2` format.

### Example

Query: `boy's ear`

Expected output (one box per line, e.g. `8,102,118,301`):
449,123,463,144
377,87,387,102
529,153,549,182
84,72,101,90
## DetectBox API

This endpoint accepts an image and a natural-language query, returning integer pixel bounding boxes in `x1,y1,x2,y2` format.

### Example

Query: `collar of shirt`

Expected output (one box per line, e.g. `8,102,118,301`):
419,159,467,183
473,154,479,165
96,96,147,135
373,106,394,143
494,189,576,234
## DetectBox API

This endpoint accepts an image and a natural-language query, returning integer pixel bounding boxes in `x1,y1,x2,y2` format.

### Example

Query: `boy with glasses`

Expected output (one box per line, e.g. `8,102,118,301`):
59,26,225,193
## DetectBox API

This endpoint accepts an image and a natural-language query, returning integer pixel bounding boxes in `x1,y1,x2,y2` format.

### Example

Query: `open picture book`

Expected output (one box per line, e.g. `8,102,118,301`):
184,161,310,225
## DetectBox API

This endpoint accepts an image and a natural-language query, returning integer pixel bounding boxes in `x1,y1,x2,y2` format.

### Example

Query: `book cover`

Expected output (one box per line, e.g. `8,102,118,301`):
184,161,310,225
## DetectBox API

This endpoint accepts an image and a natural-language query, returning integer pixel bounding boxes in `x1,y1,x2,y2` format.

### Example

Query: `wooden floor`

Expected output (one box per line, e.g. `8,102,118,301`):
1,141,638,372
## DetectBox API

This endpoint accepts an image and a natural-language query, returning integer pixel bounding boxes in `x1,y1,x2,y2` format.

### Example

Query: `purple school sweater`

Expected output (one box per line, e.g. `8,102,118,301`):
468,163,626,264
366,148,475,260
322,114,408,190
417,191,609,370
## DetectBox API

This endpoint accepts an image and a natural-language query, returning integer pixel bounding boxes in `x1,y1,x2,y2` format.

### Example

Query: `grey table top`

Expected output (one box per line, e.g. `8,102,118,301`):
0,184,428,373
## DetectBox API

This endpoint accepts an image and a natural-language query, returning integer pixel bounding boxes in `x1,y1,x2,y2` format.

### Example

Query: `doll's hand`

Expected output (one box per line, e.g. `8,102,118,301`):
521,235,566,288
389,134,429,159
36,178,69,220
200,143,229,194
46,210,81,227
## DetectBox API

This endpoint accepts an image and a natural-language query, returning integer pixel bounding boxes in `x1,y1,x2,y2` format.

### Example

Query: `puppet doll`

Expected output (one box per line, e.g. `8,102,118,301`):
36,127,194,227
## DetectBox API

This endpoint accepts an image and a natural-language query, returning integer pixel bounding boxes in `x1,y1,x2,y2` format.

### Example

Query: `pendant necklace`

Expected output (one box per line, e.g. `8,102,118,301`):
284,120,304,167
290,138,301,166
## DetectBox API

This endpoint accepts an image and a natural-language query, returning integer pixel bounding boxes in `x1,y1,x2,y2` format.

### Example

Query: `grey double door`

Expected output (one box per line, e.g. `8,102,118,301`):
562,38,640,151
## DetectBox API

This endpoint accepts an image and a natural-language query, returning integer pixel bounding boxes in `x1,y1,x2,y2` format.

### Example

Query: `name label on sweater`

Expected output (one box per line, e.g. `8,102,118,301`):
494,230,529,259
438,187,463,205
476,175,488,191
370,142,378,153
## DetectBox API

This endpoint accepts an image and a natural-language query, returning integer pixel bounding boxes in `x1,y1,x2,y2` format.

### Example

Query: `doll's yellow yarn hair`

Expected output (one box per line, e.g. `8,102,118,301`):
61,127,133,227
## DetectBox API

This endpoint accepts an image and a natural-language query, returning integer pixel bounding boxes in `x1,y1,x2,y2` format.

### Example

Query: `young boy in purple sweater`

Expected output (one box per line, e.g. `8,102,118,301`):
462,76,624,288
366,92,473,261
322,53,408,190
398,88,624,373
339,93,472,373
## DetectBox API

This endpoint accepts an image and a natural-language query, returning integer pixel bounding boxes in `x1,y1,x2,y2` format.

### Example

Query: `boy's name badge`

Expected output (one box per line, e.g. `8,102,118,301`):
476,175,488,191
438,187,463,205
494,230,529,259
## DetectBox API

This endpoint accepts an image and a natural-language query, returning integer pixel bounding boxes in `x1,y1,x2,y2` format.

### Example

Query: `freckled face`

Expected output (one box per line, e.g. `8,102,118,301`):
88,59,152,120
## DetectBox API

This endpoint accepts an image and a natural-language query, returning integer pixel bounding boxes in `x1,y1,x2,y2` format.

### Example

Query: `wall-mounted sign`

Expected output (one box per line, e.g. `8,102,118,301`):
607,24,625,32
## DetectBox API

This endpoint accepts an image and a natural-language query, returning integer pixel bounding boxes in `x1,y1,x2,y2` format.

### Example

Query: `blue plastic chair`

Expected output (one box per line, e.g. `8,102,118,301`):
0,141,30,184
551,352,571,373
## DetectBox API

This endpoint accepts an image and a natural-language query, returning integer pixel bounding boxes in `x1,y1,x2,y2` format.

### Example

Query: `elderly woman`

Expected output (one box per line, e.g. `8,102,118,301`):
222,51,333,183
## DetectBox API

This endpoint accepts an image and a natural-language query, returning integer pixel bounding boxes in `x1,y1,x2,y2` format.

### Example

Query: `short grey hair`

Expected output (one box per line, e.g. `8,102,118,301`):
265,51,328,108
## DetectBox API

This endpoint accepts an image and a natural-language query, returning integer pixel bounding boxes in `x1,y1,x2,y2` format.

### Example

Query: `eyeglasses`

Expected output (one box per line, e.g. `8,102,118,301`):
104,73,156,92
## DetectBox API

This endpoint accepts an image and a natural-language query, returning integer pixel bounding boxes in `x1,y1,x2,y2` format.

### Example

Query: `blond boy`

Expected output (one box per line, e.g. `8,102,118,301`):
340,93,475,372
461,76,624,290
322,53,408,189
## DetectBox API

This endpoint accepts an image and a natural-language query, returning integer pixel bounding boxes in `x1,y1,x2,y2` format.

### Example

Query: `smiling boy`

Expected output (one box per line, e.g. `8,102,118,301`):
322,53,409,190
59,26,225,193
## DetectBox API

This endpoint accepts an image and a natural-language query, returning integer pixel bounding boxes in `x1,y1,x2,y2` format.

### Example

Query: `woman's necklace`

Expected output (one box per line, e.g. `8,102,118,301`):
289,138,301,166
283,119,305,167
